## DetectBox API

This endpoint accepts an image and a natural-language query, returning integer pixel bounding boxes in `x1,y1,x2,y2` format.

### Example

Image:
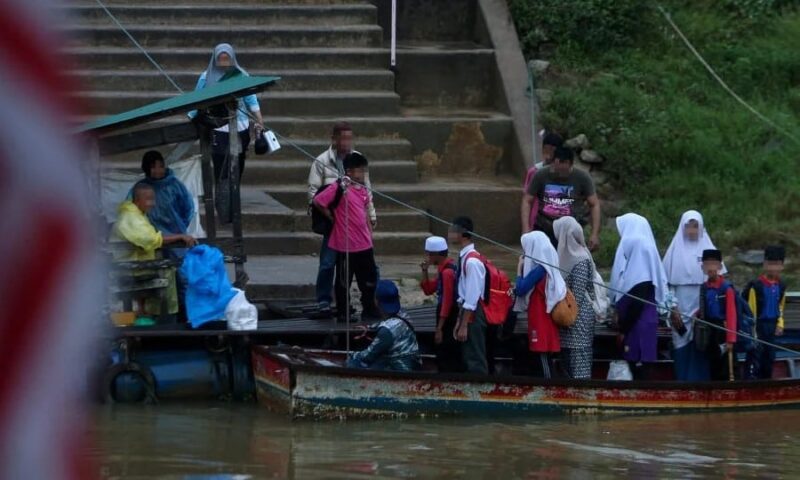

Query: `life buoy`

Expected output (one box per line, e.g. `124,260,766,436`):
103,362,158,404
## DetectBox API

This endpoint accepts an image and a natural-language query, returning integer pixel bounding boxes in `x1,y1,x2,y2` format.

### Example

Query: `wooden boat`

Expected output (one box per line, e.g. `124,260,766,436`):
252,345,800,419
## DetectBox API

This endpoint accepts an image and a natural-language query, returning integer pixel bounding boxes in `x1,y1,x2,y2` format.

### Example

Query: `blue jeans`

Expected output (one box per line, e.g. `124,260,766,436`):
316,234,337,307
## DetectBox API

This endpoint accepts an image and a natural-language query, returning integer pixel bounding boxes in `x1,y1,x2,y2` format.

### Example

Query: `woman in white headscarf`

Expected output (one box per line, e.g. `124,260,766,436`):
662,210,721,380
610,213,657,301
554,217,602,379
610,214,668,379
514,231,567,378
190,43,264,185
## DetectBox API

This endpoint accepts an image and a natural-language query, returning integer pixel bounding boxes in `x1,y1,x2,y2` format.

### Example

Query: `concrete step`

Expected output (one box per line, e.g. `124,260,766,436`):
64,47,391,70
290,209,429,233
220,231,431,255
103,157,418,184
243,159,418,185
77,90,402,116
62,25,383,49
206,209,429,233
396,45,497,108
64,4,376,26
101,138,414,165
240,253,430,302
258,112,514,139
69,69,395,93
267,137,413,161
258,180,521,244
265,181,516,210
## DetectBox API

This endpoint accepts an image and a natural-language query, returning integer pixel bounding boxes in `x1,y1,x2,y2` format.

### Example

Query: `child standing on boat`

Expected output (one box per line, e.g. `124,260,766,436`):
514,231,566,378
449,216,489,375
744,246,788,379
662,210,721,380
611,214,668,380
553,217,600,379
314,152,381,323
697,249,738,381
420,236,464,373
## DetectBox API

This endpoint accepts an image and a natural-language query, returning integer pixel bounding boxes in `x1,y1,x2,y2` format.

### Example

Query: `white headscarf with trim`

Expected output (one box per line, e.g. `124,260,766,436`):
662,210,726,285
515,231,567,313
610,213,668,304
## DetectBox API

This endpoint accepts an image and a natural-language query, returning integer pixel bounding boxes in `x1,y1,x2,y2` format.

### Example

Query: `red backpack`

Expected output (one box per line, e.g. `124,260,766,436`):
465,251,514,325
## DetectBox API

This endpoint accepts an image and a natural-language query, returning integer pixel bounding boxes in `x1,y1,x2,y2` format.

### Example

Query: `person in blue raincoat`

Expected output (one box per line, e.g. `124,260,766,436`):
129,150,195,237
347,280,422,372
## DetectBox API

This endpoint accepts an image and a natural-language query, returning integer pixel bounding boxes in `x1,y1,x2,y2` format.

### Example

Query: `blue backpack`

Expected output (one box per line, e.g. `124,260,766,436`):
717,281,756,353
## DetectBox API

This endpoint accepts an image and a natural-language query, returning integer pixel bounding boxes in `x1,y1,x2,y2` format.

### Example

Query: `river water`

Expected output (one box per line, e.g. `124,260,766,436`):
87,404,798,479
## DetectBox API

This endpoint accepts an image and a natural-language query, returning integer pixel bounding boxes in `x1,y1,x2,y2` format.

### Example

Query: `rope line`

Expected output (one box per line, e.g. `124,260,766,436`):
96,0,800,358
94,0,183,93
657,5,800,145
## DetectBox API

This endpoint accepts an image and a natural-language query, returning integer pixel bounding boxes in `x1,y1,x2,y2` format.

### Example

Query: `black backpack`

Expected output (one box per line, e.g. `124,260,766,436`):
311,181,344,235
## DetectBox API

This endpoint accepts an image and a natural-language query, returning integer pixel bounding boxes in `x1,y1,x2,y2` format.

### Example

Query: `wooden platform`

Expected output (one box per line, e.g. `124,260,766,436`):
113,305,659,339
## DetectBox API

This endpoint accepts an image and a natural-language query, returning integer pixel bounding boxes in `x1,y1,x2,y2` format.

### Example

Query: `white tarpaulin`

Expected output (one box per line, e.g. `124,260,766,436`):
101,154,207,238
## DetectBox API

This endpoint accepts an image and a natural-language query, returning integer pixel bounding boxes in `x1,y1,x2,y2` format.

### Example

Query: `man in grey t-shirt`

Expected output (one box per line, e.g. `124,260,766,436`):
521,147,601,249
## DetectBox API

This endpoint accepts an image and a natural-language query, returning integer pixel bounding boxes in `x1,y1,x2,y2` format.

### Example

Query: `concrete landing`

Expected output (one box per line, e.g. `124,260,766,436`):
239,246,522,304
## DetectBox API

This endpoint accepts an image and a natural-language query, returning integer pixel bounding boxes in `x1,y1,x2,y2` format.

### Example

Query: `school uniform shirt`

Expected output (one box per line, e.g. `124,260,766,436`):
420,258,457,321
457,244,486,313
703,277,738,345
306,146,376,222
745,275,787,330
314,182,372,253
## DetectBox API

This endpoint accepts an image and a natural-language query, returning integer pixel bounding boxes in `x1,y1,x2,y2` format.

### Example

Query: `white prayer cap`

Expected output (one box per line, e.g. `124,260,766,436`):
424,236,448,253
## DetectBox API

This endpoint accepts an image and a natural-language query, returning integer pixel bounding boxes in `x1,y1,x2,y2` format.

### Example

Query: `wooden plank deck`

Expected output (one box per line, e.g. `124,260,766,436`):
112,293,800,339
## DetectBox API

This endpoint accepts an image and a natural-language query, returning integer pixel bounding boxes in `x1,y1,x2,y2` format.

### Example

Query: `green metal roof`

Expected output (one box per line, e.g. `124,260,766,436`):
76,75,280,135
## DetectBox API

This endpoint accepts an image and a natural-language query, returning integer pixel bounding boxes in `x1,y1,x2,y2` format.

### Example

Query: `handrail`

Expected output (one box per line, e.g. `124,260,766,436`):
390,0,397,70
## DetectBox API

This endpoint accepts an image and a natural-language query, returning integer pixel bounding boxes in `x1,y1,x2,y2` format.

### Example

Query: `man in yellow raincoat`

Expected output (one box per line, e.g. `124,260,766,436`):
111,183,197,315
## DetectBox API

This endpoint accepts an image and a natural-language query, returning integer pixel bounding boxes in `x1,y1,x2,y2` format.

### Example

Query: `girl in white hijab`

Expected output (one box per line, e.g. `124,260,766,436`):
610,214,668,378
553,217,603,379
662,210,721,380
514,231,567,378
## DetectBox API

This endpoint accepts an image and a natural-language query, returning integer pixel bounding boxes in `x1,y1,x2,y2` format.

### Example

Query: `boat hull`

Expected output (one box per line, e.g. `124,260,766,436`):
252,347,800,419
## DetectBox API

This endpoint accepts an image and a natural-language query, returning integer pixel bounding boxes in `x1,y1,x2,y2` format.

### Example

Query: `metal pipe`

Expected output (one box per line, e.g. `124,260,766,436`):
390,0,397,69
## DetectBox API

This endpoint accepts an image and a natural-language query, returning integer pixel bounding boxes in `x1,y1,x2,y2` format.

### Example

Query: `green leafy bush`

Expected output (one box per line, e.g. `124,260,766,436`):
508,0,649,54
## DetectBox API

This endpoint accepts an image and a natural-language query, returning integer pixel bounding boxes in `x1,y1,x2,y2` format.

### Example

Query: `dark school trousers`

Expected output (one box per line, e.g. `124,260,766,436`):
335,248,379,319
756,318,778,379
461,305,489,375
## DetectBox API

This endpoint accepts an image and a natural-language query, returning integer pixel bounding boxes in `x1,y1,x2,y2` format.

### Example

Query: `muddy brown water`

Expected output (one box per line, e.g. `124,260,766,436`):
87,403,798,479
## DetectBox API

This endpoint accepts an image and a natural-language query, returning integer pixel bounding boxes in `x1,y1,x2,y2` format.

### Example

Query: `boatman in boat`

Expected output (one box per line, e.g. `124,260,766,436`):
347,280,422,372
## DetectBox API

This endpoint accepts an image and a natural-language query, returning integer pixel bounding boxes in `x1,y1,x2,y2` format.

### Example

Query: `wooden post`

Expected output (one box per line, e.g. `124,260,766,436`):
728,349,735,381
228,105,246,286
199,124,216,240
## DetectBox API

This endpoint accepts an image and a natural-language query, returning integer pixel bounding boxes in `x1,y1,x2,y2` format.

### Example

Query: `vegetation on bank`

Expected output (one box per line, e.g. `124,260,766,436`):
509,0,800,282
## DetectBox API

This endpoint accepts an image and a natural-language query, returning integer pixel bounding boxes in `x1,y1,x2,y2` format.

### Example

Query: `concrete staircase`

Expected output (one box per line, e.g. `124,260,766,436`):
64,0,521,300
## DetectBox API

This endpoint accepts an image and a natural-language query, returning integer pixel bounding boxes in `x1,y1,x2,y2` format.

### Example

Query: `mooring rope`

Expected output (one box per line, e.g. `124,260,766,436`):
657,5,800,145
